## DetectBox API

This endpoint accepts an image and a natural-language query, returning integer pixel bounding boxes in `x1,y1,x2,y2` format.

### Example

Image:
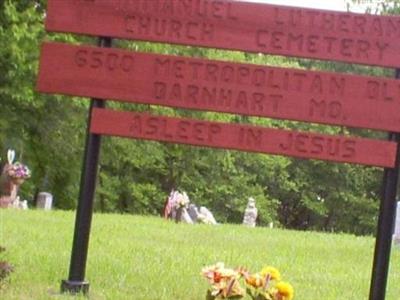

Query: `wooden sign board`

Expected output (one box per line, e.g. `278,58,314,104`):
37,42,400,132
39,1,400,298
46,0,400,68
90,108,397,168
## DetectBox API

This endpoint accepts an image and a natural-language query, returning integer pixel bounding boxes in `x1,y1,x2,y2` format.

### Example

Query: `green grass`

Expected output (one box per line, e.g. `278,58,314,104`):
0,209,399,299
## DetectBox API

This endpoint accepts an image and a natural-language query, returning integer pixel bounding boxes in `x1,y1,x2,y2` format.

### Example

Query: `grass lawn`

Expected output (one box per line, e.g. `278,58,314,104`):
0,209,399,299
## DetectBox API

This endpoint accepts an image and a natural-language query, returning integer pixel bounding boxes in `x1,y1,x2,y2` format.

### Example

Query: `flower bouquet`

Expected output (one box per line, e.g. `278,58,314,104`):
201,263,294,300
6,162,31,185
244,266,293,300
202,263,245,299
174,192,190,222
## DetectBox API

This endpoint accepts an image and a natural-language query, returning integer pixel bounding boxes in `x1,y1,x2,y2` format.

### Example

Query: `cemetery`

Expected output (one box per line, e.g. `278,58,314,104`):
1,0,400,299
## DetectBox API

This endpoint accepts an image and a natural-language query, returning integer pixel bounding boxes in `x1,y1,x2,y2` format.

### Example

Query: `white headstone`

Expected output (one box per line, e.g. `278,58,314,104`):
243,197,258,227
20,200,28,210
187,204,200,222
394,201,400,246
36,192,53,210
180,208,194,224
198,206,218,225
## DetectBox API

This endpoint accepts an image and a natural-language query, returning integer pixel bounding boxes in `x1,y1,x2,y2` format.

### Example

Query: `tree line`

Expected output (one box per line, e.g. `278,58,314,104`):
0,0,397,235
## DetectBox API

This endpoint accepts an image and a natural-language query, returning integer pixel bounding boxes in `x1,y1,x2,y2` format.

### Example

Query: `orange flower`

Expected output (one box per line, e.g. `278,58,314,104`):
201,262,226,284
245,273,264,288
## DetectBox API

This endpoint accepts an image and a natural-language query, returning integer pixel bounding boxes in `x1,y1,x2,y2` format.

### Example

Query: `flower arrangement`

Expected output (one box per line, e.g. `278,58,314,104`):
6,162,31,181
201,263,294,300
175,191,190,209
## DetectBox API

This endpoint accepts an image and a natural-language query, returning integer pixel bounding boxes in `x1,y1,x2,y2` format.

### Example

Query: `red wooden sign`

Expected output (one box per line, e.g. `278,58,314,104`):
45,0,400,68
37,42,400,132
90,108,396,168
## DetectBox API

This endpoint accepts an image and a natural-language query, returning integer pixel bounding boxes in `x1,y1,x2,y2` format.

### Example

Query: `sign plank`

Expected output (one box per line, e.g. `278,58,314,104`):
90,108,397,168
38,42,400,132
45,0,400,68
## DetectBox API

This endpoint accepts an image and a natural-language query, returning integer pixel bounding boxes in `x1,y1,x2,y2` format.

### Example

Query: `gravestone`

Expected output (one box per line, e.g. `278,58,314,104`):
36,192,53,210
242,197,258,227
187,204,200,223
179,208,194,224
10,197,28,210
394,201,400,246
198,207,217,225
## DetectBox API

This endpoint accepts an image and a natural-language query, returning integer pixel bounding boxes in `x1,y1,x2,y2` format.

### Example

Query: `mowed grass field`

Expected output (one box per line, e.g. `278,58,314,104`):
0,209,399,299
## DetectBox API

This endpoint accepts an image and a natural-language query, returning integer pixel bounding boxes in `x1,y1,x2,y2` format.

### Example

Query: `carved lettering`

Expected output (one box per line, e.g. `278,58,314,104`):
177,121,190,140
221,66,234,83
279,133,356,158
341,39,354,57
366,81,396,101
356,40,370,59
75,49,88,66
287,33,304,51
269,7,399,39
237,67,250,85
153,81,281,114
295,134,308,153
173,60,185,78
154,58,170,76
279,133,293,151
125,14,214,42
154,81,167,99
129,115,222,143
130,115,142,133
327,139,340,156
343,140,356,158
48,1,400,68
74,49,134,72
252,69,266,87
354,16,367,34
338,15,350,33
310,136,324,154
239,128,262,146
256,30,390,61
123,0,238,21
146,117,159,135
307,35,319,53
206,64,218,81
310,75,323,94
329,77,345,96
367,81,380,100
271,31,284,49
309,99,343,119
372,18,383,36
293,73,306,91
376,41,389,60
328,102,342,119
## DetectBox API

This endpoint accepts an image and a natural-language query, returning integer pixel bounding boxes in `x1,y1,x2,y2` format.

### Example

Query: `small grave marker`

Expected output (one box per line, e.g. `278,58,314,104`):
243,197,258,227
36,192,53,211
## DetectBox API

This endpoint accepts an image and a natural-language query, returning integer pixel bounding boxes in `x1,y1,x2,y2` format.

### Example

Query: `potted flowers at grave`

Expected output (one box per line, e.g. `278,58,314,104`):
6,162,31,185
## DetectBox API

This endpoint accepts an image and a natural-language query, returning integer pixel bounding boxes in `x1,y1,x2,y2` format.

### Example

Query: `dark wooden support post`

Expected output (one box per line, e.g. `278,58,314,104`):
369,70,400,300
61,37,112,295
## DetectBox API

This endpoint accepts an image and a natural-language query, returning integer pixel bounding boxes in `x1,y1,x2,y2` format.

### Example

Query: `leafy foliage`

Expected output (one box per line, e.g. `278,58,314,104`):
0,0,396,235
